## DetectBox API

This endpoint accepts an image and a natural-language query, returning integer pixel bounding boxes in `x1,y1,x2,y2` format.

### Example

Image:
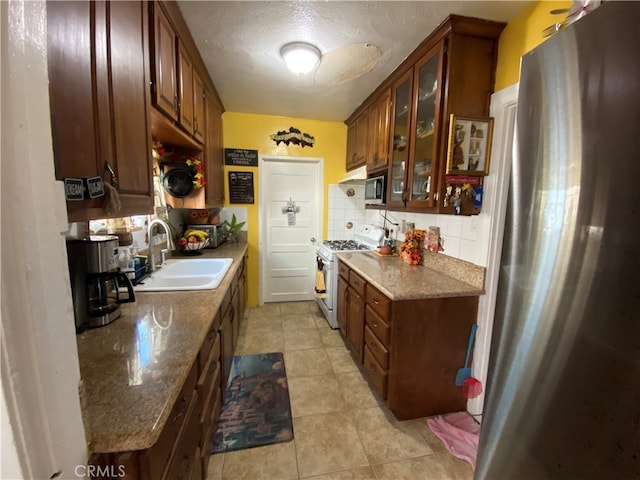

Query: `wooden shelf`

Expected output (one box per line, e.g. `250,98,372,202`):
418,89,437,101
416,130,434,139
151,108,203,153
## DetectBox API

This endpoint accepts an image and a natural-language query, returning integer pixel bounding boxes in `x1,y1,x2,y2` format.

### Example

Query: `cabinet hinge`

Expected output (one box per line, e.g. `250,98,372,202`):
150,81,156,95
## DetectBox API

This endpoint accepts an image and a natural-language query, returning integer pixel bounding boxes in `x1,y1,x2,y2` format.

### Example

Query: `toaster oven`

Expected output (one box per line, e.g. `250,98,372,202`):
186,224,225,248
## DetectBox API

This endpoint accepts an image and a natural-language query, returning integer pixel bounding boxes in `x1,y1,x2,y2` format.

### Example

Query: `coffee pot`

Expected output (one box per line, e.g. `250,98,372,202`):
66,235,135,333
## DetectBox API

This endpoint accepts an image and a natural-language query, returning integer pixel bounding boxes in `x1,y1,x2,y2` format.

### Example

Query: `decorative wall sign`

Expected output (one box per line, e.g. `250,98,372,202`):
86,176,105,198
270,127,315,147
228,171,255,204
64,178,85,201
64,177,106,201
225,148,259,166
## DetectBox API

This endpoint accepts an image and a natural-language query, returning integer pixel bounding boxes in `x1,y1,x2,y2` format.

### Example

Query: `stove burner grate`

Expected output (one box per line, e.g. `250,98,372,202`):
323,240,371,251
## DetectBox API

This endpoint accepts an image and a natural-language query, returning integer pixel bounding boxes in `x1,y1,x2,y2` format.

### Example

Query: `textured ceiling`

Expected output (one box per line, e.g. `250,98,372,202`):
178,1,532,122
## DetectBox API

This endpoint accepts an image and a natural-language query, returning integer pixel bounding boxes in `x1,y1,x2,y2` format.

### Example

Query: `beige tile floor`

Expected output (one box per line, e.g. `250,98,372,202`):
207,301,474,480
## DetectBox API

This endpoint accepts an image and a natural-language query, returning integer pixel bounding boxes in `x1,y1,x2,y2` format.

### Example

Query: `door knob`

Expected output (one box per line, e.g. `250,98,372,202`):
310,237,316,243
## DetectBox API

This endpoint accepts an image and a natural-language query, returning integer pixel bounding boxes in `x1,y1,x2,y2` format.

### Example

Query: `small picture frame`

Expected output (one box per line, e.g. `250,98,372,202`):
445,114,494,176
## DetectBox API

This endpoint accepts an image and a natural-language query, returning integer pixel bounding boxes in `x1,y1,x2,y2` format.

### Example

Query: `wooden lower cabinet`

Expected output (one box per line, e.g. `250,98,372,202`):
337,260,478,420
88,258,249,479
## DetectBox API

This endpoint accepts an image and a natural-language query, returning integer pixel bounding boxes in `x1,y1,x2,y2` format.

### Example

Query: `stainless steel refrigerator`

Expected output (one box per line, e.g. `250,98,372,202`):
476,3,640,479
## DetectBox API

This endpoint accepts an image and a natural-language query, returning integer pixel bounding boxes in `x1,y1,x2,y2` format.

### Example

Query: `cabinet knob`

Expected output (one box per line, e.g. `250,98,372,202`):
373,298,380,305
372,321,378,328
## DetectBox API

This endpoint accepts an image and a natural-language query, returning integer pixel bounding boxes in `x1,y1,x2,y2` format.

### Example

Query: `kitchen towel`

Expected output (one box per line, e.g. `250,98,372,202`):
427,411,480,470
314,269,326,298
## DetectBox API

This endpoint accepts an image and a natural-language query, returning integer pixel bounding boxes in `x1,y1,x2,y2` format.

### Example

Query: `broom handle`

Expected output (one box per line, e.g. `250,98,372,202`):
464,324,477,369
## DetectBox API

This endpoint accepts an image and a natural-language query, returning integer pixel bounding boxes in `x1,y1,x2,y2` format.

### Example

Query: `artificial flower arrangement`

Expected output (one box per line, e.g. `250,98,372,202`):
399,229,426,265
186,158,205,189
152,141,205,190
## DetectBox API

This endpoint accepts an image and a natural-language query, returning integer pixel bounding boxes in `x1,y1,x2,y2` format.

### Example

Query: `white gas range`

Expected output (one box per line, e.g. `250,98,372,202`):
315,224,385,328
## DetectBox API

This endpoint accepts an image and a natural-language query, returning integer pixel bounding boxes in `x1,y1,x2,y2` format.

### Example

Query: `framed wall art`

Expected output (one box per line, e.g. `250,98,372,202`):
446,114,494,175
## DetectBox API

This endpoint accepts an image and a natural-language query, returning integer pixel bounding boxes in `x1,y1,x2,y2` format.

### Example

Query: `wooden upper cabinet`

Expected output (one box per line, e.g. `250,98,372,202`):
354,112,369,168
204,92,224,206
345,120,358,171
405,42,445,210
387,69,413,209
151,3,178,121
47,1,99,182
178,44,195,133
47,0,153,222
367,89,391,173
193,71,206,143
349,15,504,214
346,111,368,171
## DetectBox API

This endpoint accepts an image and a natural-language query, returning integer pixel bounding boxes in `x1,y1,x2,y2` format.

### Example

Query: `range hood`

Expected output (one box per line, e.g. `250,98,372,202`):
337,165,367,184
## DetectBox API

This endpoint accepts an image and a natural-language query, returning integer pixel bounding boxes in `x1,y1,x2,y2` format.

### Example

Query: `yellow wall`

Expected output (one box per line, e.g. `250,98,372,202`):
495,0,573,90
222,112,348,306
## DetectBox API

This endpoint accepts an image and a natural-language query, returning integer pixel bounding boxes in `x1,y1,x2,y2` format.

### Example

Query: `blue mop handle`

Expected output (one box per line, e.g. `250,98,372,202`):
464,324,477,369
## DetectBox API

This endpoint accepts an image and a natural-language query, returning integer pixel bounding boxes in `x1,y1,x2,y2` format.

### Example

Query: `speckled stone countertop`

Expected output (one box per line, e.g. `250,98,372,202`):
336,250,484,301
75,242,248,454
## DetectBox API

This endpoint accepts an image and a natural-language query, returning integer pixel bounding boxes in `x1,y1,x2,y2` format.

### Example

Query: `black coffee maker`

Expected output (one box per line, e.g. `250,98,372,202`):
66,235,135,333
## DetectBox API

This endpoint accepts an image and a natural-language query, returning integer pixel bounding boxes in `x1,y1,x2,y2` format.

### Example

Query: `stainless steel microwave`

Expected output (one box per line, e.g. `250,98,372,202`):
365,175,385,205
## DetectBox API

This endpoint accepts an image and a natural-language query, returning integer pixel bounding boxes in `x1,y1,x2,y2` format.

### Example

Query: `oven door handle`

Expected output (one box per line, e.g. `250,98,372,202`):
316,255,331,269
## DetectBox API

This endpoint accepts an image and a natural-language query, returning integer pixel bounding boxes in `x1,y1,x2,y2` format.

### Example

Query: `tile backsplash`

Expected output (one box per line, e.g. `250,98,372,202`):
364,209,489,266
326,183,489,267
327,184,366,240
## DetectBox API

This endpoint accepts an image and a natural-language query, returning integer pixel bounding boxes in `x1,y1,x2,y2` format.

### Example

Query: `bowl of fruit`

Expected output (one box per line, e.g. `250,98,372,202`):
178,229,210,255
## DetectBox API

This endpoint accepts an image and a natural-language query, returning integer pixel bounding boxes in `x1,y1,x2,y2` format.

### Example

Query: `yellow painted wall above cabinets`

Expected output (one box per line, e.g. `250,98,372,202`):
222,112,347,307
495,0,573,91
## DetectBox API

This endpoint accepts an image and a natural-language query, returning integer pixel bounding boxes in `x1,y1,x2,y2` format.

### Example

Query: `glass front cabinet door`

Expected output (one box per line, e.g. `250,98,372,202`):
386,42,444,209
406,42,444,209
387,70,413,208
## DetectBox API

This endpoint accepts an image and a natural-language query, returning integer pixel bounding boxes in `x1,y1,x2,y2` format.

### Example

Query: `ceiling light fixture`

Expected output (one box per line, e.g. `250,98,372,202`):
280,42,321,75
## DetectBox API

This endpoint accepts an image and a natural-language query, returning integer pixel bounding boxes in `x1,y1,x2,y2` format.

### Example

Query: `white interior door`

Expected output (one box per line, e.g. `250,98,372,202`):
260,156,323,303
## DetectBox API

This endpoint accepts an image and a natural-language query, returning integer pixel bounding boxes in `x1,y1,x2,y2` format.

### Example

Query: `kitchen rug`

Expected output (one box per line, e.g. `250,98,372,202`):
210,352,293,453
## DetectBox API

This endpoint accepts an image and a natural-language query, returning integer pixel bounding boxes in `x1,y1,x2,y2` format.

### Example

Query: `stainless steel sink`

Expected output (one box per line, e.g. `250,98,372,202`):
133,258,233,292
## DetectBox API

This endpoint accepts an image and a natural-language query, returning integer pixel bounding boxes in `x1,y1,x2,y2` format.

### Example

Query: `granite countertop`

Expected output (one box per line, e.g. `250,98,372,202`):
336,250,485,301
76,241,248,454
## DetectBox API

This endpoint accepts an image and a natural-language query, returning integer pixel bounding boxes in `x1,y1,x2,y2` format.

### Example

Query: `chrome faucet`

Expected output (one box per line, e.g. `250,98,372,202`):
147,218,174,272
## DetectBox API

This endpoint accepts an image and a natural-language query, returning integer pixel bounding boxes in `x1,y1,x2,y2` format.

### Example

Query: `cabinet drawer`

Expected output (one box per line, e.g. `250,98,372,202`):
146,361,198,480
221,286,232,316
363,346,387,400
198,312,221,370
364,326,389,369
197,333,221,391
338,261,349,280
202,385,222,453
365,305,391,348
199,360,221,424
349,270,366,297
164,396,200,480
366,285,390,321
190,447,203,480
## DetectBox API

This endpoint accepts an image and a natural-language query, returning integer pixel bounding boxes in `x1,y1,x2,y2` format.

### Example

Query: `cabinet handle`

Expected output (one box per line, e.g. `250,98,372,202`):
104,162,118,189
193,117,198,132
172,396,188,423
174,95,180,113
